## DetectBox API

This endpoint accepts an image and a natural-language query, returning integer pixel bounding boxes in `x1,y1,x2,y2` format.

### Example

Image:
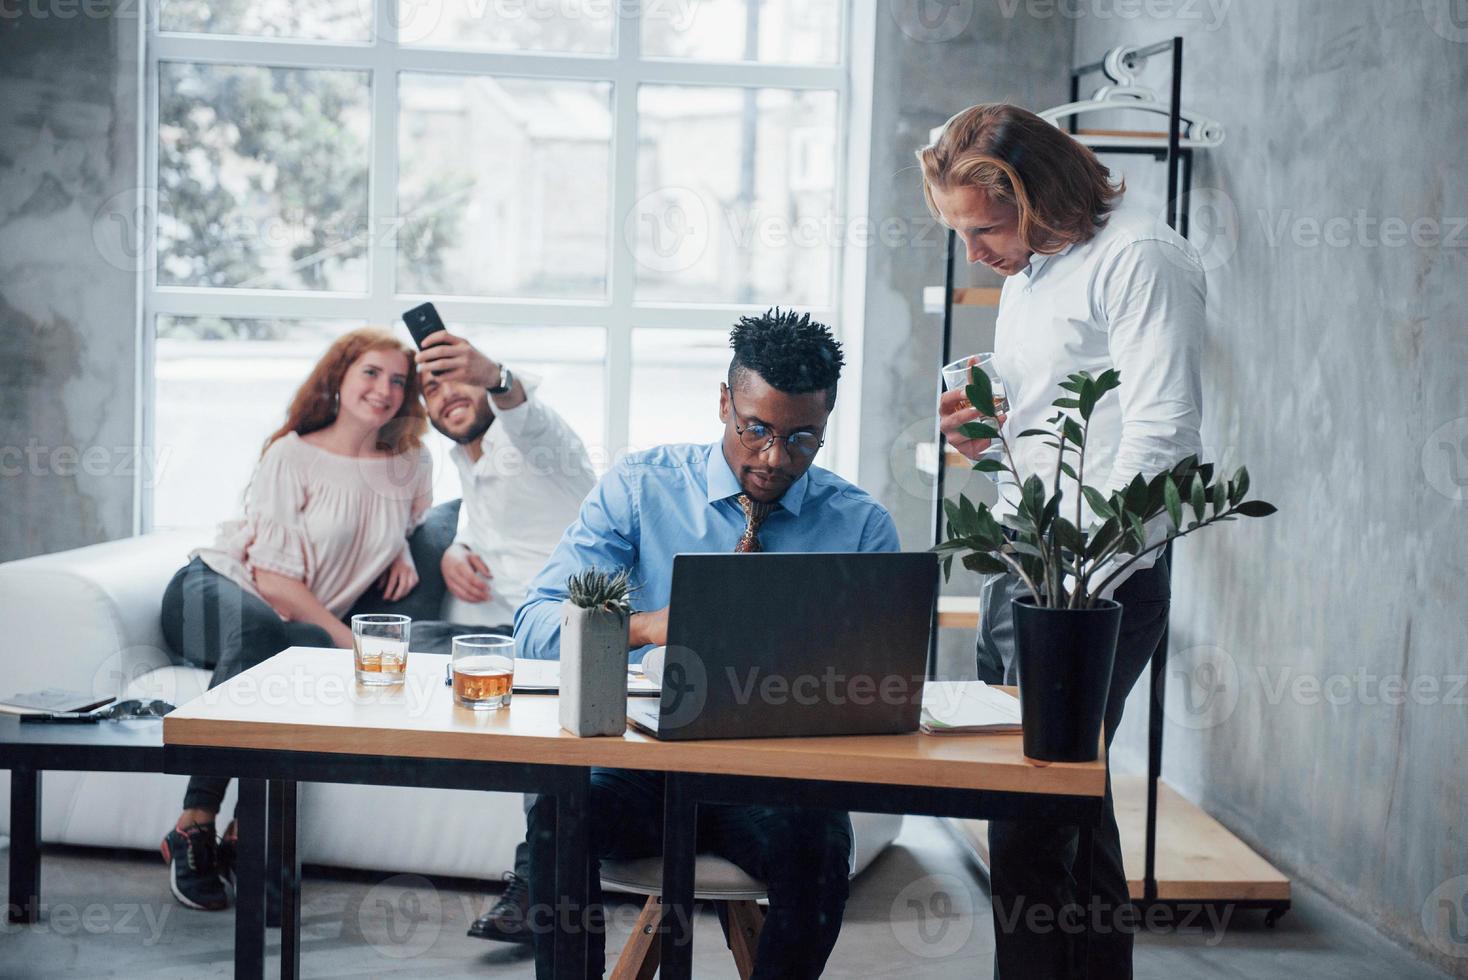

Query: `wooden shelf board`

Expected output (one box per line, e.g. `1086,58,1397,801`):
937,595,980,631
944,775,1291,902
922,285,1003,314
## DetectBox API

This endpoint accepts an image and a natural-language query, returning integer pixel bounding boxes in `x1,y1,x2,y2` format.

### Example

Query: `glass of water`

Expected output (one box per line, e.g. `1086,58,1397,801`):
941,352,1009,417
351,614,410,686
451,634,515,710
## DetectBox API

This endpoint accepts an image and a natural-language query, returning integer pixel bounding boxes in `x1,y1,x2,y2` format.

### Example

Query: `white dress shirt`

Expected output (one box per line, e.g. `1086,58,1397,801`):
990,206,1205,588
442,384,597,628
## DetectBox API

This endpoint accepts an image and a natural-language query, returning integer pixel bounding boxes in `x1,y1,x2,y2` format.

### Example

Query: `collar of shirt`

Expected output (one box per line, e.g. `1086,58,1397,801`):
1020,240,1076,284
702,442,810,517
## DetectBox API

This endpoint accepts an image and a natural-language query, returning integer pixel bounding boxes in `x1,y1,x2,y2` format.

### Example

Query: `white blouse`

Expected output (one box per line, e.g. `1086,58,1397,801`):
195,432,434,619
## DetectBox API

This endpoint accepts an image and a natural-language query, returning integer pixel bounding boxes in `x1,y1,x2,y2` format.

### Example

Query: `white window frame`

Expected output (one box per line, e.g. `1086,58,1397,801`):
138,0,871,532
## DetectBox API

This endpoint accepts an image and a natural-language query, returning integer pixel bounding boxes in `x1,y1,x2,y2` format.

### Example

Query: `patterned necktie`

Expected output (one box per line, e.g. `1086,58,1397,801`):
735,494,774,553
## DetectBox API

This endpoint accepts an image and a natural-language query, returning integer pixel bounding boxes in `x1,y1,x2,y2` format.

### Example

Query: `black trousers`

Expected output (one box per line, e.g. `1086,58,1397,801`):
976,553,1171,980
160,557,333,813
526,767,853,979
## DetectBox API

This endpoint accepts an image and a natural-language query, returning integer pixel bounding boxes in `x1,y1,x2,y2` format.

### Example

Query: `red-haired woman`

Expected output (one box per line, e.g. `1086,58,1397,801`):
157,327,432,910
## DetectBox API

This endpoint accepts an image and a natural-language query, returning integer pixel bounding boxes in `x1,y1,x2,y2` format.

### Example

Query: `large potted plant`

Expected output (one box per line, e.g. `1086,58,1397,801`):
934,367,1276,762
559,568,634,737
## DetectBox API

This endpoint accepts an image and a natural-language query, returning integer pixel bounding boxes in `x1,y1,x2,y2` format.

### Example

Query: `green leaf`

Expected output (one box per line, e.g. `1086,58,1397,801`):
965,371,996,419
1052,517,1085,554
1016,428,1052,439
1082,486,1114,520
1189,473,1207,522
1059,461,1078,480
1211,485,1226,516
962,552,1009,575
959,493,980,535
1163,477,1182,528
942,498,964,536
1123,474,1149,517
1052,397,1081,409
1087,517,1121,559
1094,368,1121,395
1234,500,1277,517
1230,466,1250,506
972,458,1007,474
958,421,1001,441
1058,379,1081,393
1126,512,1147,551
1061,417,1085,446
942,556,953,582
1078,378,1098,420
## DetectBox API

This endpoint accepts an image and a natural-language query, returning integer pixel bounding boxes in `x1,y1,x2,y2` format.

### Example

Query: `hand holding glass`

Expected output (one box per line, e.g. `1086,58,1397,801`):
942,353,1009,417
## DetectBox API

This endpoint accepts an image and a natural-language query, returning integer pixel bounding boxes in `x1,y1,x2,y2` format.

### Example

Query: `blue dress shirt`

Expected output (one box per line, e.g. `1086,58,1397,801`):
514,442,902,663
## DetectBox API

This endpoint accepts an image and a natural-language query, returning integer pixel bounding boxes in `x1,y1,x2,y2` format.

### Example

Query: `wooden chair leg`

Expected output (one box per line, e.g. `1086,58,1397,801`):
724,900,765,980
609,895,663,980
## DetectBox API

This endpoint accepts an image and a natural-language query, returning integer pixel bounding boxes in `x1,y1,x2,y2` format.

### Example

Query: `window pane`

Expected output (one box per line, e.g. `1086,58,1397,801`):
438,325,608,468
153,317,365,530
629,329,728,451
158,64,371,292
398,75,612,300
159,0,371,41
643,0,841,63
398,0,613,52
632,86,838,307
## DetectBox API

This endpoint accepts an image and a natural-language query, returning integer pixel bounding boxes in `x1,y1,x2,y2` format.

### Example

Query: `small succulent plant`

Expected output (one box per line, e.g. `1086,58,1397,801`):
566,568,634,617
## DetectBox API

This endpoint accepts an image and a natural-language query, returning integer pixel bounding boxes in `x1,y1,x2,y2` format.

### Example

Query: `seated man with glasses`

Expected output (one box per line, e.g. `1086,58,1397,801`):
513,307,900,979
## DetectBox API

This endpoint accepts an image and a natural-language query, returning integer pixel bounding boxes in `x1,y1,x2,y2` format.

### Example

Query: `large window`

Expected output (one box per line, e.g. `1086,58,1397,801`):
144,0,851,529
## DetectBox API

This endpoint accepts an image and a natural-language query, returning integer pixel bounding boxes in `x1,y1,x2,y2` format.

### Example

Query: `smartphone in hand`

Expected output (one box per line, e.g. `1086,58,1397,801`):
402,302,446,349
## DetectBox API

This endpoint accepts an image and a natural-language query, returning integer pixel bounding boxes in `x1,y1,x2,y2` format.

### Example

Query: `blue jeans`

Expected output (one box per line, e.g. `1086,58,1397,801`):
527,767,852,979
977,552,1172,980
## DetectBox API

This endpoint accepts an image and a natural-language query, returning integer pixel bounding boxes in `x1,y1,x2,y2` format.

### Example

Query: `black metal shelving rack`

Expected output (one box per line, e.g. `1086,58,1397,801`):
930,36,1290,925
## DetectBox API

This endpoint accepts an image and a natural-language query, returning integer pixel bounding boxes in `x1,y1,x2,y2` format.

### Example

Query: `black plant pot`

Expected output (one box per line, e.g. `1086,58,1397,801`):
1012,596,1122,763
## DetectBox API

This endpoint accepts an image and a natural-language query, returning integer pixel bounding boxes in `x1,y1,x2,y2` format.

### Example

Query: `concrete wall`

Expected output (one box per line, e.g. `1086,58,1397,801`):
1066,0,1468,969
852,2,1073,676
0,4,142,561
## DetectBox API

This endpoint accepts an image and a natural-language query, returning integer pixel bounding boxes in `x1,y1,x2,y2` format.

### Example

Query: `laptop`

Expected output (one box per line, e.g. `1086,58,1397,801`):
627,552,939,740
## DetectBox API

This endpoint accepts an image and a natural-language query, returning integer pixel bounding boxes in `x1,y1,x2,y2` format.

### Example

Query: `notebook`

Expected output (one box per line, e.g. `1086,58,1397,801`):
510,658,660,697
920,681,1022,735
0,688,115,717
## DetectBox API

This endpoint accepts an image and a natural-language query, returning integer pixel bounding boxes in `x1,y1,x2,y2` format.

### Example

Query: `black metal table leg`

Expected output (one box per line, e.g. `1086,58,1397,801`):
271,780,301,980
235,777,267,980
7,767,41,924
552,772,590,980
1076,822,1096,980
659,773,697,980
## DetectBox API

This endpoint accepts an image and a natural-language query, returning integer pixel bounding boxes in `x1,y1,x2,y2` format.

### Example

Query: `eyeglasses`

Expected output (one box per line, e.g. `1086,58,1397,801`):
728,391,825,460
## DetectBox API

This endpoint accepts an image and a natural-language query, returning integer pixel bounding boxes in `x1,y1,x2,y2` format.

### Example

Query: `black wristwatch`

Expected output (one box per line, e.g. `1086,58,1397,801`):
487,364,514,396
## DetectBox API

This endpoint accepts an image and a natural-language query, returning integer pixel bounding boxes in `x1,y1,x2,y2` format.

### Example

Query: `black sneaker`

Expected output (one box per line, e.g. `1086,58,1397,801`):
467,872,532,944
161,823,229,911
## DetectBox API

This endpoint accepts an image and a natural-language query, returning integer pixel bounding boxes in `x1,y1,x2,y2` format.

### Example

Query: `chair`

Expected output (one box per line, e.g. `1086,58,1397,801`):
602,854,768,979
599,811,904,979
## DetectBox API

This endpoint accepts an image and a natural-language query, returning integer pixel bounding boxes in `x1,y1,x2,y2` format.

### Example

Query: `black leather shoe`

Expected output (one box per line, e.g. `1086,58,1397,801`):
467,872,532,944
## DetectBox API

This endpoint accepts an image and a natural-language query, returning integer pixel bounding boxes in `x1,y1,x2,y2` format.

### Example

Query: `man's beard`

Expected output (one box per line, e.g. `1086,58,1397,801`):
430,402,494,445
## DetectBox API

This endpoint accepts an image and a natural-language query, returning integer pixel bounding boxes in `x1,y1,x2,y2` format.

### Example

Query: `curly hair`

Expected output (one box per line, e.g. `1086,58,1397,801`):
728,308,845,409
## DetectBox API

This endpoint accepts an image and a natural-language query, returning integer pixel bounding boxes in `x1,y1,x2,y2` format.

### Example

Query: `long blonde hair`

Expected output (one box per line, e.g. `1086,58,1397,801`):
917,103,1124,254
263,328,427,457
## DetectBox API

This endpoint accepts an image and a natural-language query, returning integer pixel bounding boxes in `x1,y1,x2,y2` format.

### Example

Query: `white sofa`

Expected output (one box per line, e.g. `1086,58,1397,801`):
0,532,902,884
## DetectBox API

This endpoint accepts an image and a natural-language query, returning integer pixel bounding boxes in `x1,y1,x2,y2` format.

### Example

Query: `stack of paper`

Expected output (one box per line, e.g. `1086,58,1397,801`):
920,681,1022,735
511,658,660,696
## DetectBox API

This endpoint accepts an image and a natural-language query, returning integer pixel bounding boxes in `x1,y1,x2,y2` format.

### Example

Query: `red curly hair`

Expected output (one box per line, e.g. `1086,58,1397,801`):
263,327,427,457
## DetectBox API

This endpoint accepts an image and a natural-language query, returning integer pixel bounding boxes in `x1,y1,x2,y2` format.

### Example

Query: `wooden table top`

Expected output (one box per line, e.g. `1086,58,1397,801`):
163,648,1104,798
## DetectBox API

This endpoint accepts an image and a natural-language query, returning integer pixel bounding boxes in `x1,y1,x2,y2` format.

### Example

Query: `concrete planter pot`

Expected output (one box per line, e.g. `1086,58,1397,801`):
558,602,630,737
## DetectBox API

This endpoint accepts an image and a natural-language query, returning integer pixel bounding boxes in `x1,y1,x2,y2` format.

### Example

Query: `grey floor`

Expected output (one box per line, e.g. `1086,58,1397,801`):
0,817,1450,979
